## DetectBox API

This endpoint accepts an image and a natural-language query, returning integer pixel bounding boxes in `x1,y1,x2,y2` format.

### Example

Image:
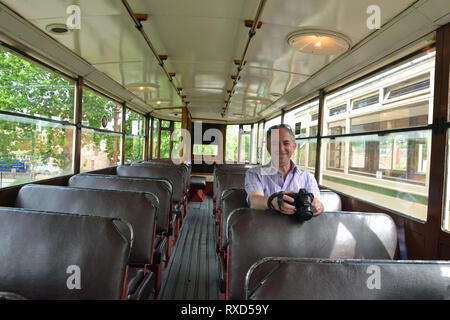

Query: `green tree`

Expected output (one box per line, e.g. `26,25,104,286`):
0,49,74,169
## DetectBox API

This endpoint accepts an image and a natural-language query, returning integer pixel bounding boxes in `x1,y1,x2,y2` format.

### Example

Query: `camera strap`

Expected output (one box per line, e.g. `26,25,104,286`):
267,192,285,211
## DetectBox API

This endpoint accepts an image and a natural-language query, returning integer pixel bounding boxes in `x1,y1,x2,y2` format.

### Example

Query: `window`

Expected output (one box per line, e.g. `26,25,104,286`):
321,131,430,222
0,114,74,187
0,47,75,187
263,116,281,164
251,123,258,164
193,144,218,156
0,48,74,122
171,121,182,160
81,89,122,171
239,125,252,163
384,73,430,101
329,104,347,117
124,109,145,164
350,101,429,134
152,118,159,158
257,121,264,164
284,100,319,139
352,93,379,111
159,121,172,159
225,125,239,163
320,51,435,221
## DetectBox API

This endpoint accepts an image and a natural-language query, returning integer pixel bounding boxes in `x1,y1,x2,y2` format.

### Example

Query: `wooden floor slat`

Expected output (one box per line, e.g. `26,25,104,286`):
158,196,221,300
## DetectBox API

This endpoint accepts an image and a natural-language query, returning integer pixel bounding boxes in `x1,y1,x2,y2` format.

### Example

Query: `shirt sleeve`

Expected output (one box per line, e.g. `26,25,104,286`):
306,172,320,198
245,169,263,207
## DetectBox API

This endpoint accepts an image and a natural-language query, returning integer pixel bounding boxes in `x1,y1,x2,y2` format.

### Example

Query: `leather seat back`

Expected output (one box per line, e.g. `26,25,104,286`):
0,207,131,299
117,165,184,203
319,189,342,211
213,165,254,201
68,173,172,236
220,188,248,251
227,209,397,300
215,171,247,210
132,161,190,193
15,184,157,266
246,257,450,300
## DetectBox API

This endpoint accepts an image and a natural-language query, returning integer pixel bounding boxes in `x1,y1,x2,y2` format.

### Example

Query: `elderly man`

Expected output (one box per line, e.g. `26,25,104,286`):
245,124,324,216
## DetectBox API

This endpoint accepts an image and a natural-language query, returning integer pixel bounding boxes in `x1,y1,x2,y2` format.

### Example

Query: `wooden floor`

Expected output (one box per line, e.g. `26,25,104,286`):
158,196,221,300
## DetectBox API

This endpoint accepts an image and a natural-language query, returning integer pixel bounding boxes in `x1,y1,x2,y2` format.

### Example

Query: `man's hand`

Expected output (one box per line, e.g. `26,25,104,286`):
311,197,324,216
271,190,296,215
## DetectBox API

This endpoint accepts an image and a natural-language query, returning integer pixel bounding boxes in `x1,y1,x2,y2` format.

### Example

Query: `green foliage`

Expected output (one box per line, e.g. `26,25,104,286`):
0,49,74,169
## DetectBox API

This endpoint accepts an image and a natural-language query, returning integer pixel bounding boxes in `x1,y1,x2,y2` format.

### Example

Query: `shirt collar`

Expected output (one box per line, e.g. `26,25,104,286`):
264,159,298,175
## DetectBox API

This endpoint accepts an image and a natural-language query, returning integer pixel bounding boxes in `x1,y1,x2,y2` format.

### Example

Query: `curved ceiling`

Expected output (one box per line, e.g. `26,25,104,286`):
0,0,448,123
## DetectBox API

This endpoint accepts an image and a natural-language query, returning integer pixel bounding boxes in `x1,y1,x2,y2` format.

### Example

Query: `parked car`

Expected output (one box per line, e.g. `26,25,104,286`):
32,163,61,175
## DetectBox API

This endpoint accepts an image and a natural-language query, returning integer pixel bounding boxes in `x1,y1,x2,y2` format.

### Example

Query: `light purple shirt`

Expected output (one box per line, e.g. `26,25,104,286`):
245,160,320,207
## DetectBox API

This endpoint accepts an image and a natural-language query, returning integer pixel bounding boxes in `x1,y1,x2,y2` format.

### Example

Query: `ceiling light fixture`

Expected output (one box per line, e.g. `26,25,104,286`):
147,99,170,106
287,28,351,56
125,82,159,92
45,23,72,35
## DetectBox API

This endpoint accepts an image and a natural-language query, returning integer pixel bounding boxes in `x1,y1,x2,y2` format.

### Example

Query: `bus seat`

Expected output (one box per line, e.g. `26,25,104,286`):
69,173,174,266
226,208,397,300
319,189,342,211
117,165,187,244
15,184,159,299
214,171,247,212
217,188,249,296
131,161,190,196
0,207,131,299
245,257,450,300
213,165,254,207
189,176,206,190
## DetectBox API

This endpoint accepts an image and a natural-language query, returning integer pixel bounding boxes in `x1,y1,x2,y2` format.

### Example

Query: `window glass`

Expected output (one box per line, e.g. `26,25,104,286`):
82,89,122,132
251,123,258,164
193,144,218,156
124,135,144,164
152,118,159,158
161,120,171,128
81,129,121,171
159,129,171,159
284,100,319,139
225,125,239,163
239,132,251,163
325,51,435,136
172,121,182,160
124,109,145,163
0,47,75,122
0,113,74,187
263,116,282,164
257,122,264,164
321,130,431,222
294,138,316,175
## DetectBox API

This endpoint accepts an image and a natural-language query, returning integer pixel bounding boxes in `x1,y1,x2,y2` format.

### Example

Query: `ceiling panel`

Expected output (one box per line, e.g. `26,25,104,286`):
1,0,442,123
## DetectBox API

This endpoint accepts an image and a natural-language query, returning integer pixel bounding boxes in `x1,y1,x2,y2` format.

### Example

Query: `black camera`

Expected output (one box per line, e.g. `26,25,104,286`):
285,188,315,221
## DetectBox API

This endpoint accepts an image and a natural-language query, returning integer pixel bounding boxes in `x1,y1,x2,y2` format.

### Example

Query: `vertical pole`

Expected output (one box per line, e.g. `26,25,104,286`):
121,104,126,164
314,90,325,183
73,77,83,174
144,113,150,161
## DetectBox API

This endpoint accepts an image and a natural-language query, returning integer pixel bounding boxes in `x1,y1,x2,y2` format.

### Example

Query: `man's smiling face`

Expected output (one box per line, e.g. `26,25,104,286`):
267,127,297,168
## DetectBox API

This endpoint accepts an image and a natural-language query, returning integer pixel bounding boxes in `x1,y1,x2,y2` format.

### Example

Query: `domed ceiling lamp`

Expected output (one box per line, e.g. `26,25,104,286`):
287,28,352,55
125,82,159,92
